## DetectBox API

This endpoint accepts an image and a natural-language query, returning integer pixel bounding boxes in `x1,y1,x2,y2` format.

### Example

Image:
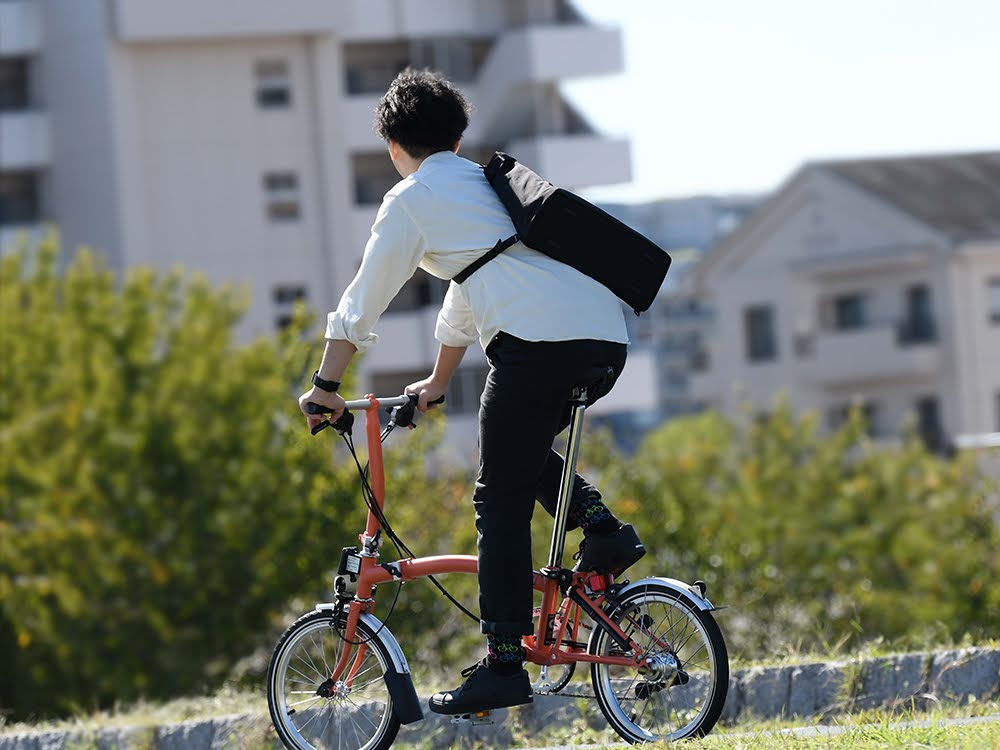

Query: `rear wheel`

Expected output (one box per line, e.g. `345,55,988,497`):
267,611,400,750
589,582,728,743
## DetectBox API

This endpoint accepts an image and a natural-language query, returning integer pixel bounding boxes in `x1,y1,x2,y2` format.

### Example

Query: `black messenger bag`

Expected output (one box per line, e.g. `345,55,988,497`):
453,152,671,314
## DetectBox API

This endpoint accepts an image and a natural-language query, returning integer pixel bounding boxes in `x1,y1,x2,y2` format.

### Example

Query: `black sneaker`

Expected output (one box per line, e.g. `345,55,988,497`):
428,661,533,715
573,523,646,575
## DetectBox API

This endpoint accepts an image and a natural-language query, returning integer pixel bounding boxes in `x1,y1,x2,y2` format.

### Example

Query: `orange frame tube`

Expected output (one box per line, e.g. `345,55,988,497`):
328,397,646,681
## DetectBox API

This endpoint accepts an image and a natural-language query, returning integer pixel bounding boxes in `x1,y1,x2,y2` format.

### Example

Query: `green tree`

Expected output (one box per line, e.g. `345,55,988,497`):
0,237,363,718
595,401,1000,657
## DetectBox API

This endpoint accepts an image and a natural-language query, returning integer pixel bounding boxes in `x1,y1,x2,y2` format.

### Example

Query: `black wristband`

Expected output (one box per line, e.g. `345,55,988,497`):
312,371,341,393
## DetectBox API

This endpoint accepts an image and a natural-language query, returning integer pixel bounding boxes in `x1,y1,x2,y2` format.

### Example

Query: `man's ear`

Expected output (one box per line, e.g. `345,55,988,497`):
452,140,461,154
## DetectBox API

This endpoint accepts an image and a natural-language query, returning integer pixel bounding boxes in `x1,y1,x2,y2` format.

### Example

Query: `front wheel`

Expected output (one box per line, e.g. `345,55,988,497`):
267,610,401,750
589,581,729,743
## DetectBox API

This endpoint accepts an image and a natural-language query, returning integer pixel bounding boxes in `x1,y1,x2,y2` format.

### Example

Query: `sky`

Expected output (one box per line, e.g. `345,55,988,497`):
561,0,1000,202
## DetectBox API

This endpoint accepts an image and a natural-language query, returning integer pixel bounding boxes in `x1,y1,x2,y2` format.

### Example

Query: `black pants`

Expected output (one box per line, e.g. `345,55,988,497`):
475,333,628,635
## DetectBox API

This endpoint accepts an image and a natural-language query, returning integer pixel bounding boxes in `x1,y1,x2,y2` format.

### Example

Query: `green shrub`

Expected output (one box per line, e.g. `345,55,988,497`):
591,401,1000,657
0,237,362,718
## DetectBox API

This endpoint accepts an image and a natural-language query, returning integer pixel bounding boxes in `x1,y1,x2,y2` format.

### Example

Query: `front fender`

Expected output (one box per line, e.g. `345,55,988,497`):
313,604,424,724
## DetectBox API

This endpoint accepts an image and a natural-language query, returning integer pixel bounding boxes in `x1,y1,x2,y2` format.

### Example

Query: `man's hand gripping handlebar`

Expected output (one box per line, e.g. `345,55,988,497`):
305,393,445,436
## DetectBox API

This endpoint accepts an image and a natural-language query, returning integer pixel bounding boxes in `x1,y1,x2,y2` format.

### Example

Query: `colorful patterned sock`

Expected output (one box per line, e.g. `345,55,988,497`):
485,633,525,675
569,494,620,536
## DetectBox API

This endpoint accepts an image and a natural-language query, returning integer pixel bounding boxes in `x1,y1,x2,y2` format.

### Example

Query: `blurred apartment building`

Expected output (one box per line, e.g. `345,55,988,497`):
0,0,645,459
599,196,759,436
687,151,1000,451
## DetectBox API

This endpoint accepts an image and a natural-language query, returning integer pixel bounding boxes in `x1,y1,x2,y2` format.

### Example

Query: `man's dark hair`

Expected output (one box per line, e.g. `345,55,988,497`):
374,68,471,159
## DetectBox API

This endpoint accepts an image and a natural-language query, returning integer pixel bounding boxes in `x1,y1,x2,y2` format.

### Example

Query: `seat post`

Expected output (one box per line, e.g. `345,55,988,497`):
546,386,589,570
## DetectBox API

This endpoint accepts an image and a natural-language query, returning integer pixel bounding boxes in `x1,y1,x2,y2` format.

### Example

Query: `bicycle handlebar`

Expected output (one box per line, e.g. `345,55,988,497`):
304,394,444,415
305,393,445,435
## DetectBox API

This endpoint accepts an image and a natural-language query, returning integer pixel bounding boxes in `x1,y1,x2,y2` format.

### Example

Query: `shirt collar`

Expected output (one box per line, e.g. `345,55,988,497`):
416,150,457,174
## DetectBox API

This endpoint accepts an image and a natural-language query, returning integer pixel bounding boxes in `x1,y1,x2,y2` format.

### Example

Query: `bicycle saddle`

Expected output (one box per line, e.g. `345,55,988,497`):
573,365,615,391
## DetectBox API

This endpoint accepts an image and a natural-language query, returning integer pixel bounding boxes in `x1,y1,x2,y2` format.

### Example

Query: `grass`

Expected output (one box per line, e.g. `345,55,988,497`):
496,703,1000,750
3,695,998,749
702,720,1000,749
2,647,997,746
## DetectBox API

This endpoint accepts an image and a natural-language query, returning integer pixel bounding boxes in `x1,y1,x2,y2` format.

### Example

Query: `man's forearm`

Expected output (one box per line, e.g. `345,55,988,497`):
317,339,358,382
431,344,467,386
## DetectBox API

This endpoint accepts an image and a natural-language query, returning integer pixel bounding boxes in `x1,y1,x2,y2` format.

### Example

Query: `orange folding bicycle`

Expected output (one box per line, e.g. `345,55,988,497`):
267,378,728,749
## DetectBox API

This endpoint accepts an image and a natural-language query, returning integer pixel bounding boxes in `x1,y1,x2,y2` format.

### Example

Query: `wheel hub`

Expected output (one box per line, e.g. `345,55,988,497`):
639,652,680,682
315,678,350,700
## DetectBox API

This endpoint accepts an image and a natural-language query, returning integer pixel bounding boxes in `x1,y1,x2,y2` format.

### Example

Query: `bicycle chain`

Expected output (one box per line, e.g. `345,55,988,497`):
541,690,597,699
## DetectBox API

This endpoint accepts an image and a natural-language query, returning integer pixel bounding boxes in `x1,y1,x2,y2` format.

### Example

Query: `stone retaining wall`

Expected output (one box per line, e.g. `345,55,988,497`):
2,647,997,750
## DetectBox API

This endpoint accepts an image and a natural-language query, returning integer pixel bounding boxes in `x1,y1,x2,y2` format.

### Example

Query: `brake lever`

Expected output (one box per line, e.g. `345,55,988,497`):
306,402,354,436
389,394,446,429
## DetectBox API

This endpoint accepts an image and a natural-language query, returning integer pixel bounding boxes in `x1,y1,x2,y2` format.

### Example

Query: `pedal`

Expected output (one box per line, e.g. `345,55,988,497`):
450,709,494,726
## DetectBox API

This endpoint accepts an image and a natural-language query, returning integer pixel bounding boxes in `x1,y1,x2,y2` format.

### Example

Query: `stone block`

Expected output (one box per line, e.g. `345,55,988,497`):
787,662,846,718
719,673,743,723
928,648,1000,703
34,732,74,750
854,653,929,711
740,665,790,719
0,735,38,750
154,719,215,750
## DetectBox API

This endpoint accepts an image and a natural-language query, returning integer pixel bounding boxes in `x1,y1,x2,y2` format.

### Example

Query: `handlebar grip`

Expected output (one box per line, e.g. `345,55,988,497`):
305,402,334,415
311,420,331,435
404,393,446,407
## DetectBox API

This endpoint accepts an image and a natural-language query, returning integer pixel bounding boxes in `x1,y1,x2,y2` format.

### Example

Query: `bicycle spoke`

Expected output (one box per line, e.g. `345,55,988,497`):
350,675,385,694
344,695,380,731
289,663,318,685
318,701,336,749
287,695,325,709
303,633,327,677
345,701,365,749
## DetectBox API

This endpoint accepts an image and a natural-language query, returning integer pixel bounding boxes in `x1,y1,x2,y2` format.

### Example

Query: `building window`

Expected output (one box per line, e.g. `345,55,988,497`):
386,269,448,313
988,278,1000,325
833,293,867,330
369,369,429,401
273,285,306,305
915,395,944,453
0,57,30,112
0,171,40,226
343,39,491,95
447,366,490,416
352,153,400,205
744,305,777,362
273,284,306,330
827,400,879,436
255,60,291,109
263,172,300,221
899,283,936,344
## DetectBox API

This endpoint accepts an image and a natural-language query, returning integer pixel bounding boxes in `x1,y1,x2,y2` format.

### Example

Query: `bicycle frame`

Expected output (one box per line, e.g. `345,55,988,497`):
326,394,658,687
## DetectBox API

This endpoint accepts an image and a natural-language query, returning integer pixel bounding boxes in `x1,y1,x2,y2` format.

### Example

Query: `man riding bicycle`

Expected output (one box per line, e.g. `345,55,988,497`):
298,69,645,716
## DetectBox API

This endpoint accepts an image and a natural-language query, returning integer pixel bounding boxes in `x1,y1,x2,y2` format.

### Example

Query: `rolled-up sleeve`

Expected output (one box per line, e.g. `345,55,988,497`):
326,192,426,352
435,281,479,347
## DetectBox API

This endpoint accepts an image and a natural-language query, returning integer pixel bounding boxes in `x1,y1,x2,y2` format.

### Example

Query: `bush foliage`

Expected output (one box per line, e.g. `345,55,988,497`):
2,238,997,720
0,239,365,718
582,403,1000,656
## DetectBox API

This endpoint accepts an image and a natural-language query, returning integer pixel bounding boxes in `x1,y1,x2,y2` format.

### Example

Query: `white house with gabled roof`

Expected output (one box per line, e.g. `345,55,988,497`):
687,151,1000,450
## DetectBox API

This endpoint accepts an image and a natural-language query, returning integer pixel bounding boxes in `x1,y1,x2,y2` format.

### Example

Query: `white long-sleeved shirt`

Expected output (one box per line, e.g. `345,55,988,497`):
326,151,629,353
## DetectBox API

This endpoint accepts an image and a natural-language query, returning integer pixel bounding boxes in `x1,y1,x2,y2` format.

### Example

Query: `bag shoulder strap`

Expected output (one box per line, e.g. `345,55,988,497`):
452,234,518,284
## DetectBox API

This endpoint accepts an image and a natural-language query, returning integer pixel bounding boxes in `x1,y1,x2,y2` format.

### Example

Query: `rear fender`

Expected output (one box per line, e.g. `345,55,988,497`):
610,576,717,612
